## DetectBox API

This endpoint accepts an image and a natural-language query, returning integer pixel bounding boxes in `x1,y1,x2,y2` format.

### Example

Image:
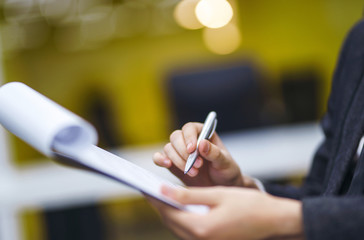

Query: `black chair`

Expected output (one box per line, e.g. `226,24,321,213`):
280,67,322,123
167,61,266,133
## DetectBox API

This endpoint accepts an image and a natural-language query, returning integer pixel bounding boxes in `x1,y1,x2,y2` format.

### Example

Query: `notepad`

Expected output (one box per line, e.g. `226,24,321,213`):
0,82,208,214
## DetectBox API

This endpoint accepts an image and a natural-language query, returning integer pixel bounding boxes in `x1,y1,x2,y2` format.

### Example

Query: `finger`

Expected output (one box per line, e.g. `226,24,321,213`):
169,164,188,180
182,122,203,153
154,149,199,177
170,162,199,177
149,199,200,240
164,221,192,240
163,143,188,172
162,185,221,206
162,143,199,177
194,157,203,168
146,192,203,239
161,210,203,240
170,129,203,172
170,130,189,160
169,165,201,185
153,152,172,168
199,139,230,169
186,167,199,177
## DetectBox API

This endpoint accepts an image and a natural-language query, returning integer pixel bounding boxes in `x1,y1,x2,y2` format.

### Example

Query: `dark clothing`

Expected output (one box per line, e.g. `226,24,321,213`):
265,19,364,240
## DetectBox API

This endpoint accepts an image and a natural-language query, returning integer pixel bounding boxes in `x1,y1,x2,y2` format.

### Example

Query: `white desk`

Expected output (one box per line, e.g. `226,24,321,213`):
0,123,323,240
222,123,323,179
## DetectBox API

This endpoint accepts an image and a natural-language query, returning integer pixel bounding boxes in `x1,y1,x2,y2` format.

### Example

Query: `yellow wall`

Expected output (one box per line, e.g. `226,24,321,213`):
238,0,363,106
3,0,363,164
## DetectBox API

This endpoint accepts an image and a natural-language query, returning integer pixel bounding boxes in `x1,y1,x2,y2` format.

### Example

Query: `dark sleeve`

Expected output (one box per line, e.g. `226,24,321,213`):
263,182,301,199
263,110,333,200
263,19,361,200
263,44,339,198
302,197,364,240
264,19,364,240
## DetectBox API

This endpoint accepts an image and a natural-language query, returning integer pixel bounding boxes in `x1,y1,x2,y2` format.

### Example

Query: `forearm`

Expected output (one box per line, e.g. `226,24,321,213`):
229,175,305,239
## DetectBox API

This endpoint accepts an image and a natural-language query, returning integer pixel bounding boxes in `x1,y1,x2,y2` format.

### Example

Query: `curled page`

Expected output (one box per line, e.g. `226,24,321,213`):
0,82,97,157
0,82,208,214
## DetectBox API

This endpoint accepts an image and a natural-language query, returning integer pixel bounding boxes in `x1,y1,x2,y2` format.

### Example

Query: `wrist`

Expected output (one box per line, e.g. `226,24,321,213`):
243,175,262,190
270,197,304,239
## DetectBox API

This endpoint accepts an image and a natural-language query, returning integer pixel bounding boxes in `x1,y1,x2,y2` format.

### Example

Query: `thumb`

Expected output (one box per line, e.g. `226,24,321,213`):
198,139,230,169
162,185,221,206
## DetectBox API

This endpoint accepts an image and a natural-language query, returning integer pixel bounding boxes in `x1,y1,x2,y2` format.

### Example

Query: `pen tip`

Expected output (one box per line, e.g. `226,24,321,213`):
184,170,188,175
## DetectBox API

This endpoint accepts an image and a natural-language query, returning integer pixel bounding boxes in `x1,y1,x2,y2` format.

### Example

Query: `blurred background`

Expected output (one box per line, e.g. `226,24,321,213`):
0,0,363,239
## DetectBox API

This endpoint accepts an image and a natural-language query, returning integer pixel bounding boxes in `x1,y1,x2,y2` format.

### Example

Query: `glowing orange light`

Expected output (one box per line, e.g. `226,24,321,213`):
195,0,233,29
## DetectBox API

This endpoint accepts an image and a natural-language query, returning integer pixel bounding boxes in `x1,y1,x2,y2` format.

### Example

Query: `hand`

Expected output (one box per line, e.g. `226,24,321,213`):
148,186,304,240
153,122,247,187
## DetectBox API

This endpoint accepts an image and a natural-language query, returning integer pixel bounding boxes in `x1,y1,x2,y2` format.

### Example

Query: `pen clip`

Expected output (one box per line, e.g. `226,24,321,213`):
207,119,217,139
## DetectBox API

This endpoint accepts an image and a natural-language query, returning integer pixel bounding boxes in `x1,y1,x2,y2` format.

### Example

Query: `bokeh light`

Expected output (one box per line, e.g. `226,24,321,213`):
195,0,233,29
202,22,241,54
174,0,203,30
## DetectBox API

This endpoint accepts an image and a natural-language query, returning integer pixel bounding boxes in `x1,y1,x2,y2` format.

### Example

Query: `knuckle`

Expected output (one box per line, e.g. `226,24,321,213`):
169,130,182,143
182,122,194,132
152,152,160,160
152,152,164,166
152,152,159,162
215,148,223,160
163,143,172,153
208,145,224,165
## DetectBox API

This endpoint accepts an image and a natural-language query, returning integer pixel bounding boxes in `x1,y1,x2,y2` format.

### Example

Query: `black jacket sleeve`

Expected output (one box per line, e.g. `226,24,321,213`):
264,19,364,199
263,19,364,240
263,109,334,200
302,196,364,240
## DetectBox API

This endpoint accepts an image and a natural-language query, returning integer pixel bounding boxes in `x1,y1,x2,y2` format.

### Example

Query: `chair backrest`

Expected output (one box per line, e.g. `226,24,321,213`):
167,62,266,133
280,66,322,123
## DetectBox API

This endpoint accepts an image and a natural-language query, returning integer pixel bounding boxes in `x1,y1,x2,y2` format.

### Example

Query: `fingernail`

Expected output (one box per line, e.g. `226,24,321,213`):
188,168,198,177
161,185,175,197
187,142,193,152
163,159,171,167
194,158,203,168
202,141,210,153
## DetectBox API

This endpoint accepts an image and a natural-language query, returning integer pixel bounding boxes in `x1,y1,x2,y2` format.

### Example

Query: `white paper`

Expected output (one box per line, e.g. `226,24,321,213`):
0,82,97,157
0,82,208,214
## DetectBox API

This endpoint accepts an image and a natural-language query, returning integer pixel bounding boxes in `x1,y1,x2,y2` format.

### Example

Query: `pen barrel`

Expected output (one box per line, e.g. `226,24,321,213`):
198,111,217,144
185,111,217,174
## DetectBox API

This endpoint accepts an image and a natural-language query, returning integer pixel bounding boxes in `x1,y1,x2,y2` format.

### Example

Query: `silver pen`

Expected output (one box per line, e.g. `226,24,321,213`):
184,111,217,174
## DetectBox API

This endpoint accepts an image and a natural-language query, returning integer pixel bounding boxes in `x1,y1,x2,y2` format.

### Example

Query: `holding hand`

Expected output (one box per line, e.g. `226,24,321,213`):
153,122,257,188
148,186,303,240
